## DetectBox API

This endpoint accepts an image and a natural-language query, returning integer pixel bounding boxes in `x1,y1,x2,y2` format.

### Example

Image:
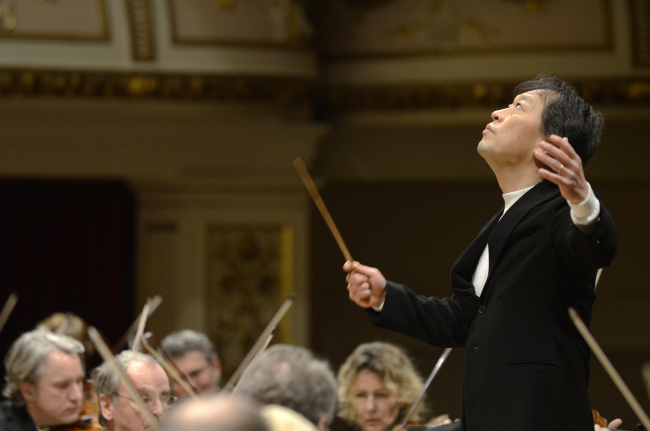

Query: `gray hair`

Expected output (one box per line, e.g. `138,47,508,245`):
3,329,85,406
161,394,269,431
161,330,217,362
92,350,160,426
236,345,338,427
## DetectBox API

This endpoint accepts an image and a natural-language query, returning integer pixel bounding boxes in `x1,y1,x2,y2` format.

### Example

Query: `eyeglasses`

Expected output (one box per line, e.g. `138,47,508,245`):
114,392,178,410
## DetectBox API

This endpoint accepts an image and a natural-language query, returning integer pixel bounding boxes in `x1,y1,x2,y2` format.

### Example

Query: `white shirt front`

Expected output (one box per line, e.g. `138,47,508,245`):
471,185,534,296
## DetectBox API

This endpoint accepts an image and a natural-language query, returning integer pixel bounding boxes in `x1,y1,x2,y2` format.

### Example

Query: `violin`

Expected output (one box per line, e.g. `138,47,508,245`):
593,409,607,428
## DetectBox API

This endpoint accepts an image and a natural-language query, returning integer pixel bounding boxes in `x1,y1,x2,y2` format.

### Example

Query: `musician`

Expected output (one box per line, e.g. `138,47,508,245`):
37,313,95,359
0,329,85,431
345,75,619,431
236,344,338,431
160,394,269,431
338,342,453,431
161,330,221,398
92,351,174,431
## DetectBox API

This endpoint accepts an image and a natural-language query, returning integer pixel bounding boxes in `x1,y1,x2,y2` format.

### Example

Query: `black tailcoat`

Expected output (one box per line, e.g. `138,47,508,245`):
0,401,38,431
368,180,618,431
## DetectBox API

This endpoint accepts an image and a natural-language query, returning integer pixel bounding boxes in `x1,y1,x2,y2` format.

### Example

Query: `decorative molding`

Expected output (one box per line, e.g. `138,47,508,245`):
326,78,650,111
630,0,650,67
1,68,649,110
125,0,155,61
0,69,315,105
0,0,108,41
205,224,294,381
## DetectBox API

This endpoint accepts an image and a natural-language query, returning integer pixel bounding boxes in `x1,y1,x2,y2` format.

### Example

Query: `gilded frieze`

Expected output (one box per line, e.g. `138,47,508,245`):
0,69,314,105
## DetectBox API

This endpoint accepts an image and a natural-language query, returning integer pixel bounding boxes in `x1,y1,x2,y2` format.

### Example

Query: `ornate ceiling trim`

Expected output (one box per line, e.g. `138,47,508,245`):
630,0,650,67
125,0,155,61
1,69,649,111
325,78,650,111
0,69,314,105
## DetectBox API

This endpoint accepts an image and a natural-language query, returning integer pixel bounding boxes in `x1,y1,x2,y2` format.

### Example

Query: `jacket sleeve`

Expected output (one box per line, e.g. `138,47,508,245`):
552,193,618,271
366,281,477,348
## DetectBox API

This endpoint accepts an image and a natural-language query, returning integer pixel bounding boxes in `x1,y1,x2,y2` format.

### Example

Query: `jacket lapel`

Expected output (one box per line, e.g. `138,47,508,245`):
450,208,503,319
482,180,560,298
451,208,503,284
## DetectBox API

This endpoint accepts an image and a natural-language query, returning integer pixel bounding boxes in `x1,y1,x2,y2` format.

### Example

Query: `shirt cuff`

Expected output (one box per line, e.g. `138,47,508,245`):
569,182,600,226
372,300,385,312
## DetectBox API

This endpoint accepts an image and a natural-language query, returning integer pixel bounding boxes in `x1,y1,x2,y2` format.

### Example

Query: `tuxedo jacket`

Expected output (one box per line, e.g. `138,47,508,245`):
0,401,38,431
368,180,619,431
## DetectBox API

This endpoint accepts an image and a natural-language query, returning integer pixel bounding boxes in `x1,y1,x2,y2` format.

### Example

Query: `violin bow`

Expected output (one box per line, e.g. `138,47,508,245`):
642,362,650,404
143,332,200,394
115,294,162,352
293,157,353,262
231,331,275,396
569,308,650,431
398,348,452,431
223,296,294,393
88,327,158,429
140,332,199,399
0,292,17,335
132,299,152,353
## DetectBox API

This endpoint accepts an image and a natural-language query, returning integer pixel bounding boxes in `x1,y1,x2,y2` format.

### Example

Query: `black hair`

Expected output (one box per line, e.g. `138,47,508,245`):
514,74,604,167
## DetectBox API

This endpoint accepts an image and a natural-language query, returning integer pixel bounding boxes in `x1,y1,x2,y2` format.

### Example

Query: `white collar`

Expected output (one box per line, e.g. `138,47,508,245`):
502,185,535,214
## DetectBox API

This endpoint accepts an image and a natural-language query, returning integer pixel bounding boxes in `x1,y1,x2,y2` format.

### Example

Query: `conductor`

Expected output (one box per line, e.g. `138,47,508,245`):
345,75,619,431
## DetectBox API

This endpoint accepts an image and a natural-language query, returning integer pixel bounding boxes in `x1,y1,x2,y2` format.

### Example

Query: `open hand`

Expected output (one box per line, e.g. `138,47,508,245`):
534,134,589,204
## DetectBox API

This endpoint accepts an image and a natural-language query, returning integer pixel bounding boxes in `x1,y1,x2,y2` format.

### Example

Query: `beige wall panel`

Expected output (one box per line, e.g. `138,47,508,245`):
323,0,638,85
153,0,318,77
0,1,131,70
170,0,310,47
317,0,611,57
0,0,108,40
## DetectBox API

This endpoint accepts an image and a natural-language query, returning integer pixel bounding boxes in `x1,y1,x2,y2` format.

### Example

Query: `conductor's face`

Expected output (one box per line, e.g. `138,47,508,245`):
478,90,547,168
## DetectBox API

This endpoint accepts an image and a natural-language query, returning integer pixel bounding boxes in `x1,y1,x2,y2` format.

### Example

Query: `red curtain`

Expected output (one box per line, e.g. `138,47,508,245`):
0,180,135,370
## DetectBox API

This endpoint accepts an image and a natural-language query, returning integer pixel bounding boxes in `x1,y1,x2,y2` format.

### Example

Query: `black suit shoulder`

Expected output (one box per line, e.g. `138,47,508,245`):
0,401,38,431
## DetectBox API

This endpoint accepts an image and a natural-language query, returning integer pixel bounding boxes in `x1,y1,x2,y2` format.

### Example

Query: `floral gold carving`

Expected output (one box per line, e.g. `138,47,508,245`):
205,225,292,382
